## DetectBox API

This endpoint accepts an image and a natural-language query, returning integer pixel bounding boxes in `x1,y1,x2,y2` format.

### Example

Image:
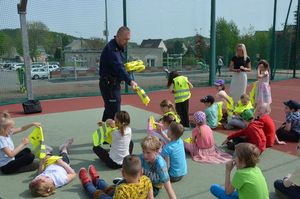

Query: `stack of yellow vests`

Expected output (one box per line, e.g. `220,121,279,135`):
92,122,117,146
135,86,150,106
125,60,145,73
28,127,46,159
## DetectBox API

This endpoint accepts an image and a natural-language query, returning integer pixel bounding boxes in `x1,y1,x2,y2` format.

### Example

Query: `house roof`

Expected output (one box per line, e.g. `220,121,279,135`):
140,39,163,48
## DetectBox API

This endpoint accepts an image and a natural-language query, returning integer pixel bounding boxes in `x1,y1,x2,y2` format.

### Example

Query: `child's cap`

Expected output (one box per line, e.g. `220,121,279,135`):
240,109,254,121
194,111,206,124
214,79,225,86
200,95,215,104
284,100,300,111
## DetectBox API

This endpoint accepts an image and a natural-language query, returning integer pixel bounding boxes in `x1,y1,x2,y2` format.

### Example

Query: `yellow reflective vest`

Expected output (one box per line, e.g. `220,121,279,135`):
249,81,257,107
92,124,117,146
173,76,191,103
162,111,181,123
135,86,150,106
234,101,254,115
41,156,62,170
125,60,145,73
28,127,46,159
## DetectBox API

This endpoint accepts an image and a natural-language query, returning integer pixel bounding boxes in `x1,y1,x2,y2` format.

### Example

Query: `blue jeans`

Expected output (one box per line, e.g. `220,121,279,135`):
84,178,115,199
274,179,300,199
210,184,238,199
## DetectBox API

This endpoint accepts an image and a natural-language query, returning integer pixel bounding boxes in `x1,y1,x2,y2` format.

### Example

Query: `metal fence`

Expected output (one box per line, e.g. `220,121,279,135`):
0,0,299,105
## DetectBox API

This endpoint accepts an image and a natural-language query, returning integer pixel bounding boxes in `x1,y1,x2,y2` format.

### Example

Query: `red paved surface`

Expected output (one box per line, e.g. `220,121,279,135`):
1,78,300,154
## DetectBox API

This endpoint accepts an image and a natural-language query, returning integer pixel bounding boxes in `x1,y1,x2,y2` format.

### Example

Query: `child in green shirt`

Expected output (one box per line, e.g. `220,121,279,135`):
210,143,269,199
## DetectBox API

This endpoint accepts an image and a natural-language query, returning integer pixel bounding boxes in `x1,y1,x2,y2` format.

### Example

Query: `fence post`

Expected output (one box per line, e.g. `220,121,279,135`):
209,0,216,86
18,0,33,100
270,0,277,80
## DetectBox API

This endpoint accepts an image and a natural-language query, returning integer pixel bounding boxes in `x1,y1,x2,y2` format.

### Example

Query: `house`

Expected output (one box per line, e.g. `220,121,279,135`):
140,39,168,53
164,41,188,55
128,47,163,67
63,40,101,68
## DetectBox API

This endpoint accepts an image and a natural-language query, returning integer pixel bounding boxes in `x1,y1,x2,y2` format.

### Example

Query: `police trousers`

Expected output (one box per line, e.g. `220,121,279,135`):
99,78,121,121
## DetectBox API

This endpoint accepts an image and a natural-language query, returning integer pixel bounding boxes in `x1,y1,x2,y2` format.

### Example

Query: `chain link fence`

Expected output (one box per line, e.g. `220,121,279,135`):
0,0,299,105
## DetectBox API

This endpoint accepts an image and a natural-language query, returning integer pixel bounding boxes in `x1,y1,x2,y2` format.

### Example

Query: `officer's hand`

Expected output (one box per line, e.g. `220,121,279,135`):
130,80,138,90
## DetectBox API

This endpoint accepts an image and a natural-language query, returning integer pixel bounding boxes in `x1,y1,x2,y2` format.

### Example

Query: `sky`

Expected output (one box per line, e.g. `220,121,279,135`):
0,0,298,43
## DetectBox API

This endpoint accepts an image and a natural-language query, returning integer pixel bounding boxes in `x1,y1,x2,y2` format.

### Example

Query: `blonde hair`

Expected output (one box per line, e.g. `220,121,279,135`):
235,143,260,168
141,135,162,151
236,43,248,61
160,99,176,113
29,178,56,197
240,93,249,101
0,111,15,136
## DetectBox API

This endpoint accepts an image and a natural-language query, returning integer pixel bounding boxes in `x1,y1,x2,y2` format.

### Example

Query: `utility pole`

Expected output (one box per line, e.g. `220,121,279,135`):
293,0,300,78
123,0,129,93
17,0,33,100
104,0,109,43
270,0,278,80
209,0,216,86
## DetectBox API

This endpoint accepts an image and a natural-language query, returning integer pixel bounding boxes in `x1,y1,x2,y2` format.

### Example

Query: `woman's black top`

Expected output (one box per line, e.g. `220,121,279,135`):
231,56,251,70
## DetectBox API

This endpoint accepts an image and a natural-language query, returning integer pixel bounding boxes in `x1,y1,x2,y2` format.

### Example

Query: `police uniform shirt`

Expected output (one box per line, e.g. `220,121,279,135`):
99,38,132,85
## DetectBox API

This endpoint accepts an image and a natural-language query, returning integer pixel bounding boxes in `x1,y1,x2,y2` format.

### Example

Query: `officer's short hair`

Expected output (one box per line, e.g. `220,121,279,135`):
117,26,130,36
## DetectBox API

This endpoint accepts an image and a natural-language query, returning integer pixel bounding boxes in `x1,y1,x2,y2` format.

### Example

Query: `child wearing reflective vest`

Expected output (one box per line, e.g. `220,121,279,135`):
93,111,133,169
159,99,181,123
0,111,40,174
29,138,76,197
167,71,193,127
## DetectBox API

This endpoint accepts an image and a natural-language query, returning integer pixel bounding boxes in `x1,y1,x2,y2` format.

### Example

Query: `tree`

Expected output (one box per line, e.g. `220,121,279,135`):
168,40,184,55
216,18,239,65
0,32,14,57
195,33,209,60
27,21,49,61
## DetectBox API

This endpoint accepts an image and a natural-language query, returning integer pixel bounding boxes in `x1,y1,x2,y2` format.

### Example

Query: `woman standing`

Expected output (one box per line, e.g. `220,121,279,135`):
229,44,251,104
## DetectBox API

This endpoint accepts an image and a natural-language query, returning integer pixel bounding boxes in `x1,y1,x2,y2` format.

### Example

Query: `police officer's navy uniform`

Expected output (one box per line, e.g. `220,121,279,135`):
99,38,132,121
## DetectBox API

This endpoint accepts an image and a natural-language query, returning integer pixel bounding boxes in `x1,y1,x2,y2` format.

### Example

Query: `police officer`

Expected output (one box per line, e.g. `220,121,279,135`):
99,26,137,121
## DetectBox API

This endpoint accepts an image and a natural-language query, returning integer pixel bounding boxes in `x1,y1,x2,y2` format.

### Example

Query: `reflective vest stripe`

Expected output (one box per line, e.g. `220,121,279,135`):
102,125,107,140
175,94,190,100
175,89,190,93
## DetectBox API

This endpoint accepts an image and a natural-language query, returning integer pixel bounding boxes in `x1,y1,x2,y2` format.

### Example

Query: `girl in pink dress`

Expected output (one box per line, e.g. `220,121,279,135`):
255,60,272,108
184,111,231,163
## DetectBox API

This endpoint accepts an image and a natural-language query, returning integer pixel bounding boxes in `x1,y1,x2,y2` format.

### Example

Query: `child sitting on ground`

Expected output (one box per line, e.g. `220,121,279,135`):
140,135,177,199
222,114,266,153
148,114,175,145
79,155,154,199
214,79,234,115
276,100,300,143
224,94,254,129
0,111,40,174
210,143,269,199
184,111,232,164
200,95,219,129
93,111,132,169
159,99,181,123
256,103,286,146
29,138,76,197
274,144,300,199
161,122,187,182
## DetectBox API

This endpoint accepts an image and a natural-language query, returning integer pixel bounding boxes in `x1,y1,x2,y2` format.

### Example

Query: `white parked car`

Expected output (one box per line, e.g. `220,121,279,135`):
31,68,49,79
11,63,24,70
31,64,44,69
45,64,59,72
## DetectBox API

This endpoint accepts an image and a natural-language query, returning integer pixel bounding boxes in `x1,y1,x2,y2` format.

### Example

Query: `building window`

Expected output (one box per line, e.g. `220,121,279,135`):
146,58,156,67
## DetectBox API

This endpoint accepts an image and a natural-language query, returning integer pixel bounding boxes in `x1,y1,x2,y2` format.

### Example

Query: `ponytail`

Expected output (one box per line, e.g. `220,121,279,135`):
115,111,130,136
